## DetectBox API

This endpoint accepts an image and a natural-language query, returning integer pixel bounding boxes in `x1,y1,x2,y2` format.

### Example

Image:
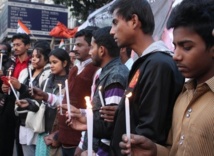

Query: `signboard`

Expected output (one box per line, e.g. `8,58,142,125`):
0,0,68,41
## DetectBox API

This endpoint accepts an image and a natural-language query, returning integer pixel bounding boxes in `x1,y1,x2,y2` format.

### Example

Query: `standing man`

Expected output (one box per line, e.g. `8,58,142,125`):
0,33,31,156
67,1,184,155
80,26,129,155
109,0,184,155
58,27,98,156
120,0,214,155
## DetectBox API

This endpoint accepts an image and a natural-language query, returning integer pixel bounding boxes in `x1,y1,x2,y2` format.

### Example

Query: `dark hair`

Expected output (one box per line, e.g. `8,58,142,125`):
11,33,30,45
110,0,154,35
0,42,11,54
93,26,120,57
49,48,71,74
75,26,98,45
167,0,214,49
33,40,51,62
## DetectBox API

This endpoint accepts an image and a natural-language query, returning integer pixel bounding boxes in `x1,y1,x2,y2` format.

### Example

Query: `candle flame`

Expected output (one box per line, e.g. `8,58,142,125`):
85,96,92,109
126,92,132,98
99,86,102,90
58,83,62,87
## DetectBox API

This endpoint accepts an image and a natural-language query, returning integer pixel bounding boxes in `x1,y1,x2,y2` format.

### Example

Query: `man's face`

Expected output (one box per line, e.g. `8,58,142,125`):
12,39,29,56
73,36,90,62
110,9,134,48
89,38,102,67
173,27,214,84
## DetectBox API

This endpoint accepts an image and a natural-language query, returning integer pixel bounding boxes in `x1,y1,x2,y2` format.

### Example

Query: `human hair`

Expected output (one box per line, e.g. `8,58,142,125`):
93,26,120,57
49,48,71,74
167,0,214,49
11,33,30,45
109,0,154,35
75,26,98,46
33,40,51,62
0,42,11,54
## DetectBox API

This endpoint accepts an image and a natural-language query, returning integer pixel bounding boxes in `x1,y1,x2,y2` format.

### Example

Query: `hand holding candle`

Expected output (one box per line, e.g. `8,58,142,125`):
58,83,63,115
85,96,93,156
98,86,105,107
8,80,19,100
65,79,71,119
125,92,132,156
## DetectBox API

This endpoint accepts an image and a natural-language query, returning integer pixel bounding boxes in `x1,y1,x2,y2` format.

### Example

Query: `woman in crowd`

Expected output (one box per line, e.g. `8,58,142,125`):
34,48,70,156
10,41,51,156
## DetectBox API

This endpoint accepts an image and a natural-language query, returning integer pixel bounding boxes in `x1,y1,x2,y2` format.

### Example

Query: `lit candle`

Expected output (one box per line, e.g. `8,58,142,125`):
8,80,19,100
65,79,71,119
125,92,132,153
0,53,3,70
85,96,93,156
58,83,62,115
98,86,105,107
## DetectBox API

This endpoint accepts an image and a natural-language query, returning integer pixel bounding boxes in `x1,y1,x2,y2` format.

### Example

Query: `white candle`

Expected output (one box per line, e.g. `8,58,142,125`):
0,53,3,70
125,92,132,153
58,83,62,115
8,80,19,100
8,70,11,95
65,79,71,119
28,67,33,88
85,96,93,156
98,86,105,107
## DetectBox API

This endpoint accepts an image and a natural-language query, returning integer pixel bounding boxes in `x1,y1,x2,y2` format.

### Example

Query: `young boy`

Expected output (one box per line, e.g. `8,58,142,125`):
119,0,214,155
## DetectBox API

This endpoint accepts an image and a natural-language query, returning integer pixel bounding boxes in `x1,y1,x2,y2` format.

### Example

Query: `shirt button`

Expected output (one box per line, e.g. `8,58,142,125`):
181,135,185,140
186,113,190,118
188,108,192,113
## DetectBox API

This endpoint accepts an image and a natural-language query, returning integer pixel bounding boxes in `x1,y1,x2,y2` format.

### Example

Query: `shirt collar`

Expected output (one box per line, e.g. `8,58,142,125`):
183,76,214,93
16,56,30,64
76,58,92,68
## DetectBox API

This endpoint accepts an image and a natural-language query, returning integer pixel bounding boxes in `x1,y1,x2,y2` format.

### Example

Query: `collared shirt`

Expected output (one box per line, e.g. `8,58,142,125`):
124,58,134,70
76,58,92,75
169,76,214,156
157,76,214,156
12,57,30,78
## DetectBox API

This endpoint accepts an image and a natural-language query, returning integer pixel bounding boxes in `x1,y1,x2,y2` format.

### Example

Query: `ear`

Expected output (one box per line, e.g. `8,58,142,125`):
98,46,105,57
131,14,141,29
63,60,68,68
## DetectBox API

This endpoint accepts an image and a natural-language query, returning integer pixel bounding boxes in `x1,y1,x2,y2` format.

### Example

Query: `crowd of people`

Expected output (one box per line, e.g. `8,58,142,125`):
0,0,213,156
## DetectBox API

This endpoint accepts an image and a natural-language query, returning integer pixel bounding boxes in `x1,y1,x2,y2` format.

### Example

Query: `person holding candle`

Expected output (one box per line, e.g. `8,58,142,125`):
120,0,214,155
67,0,184,155
0,34,32,156
0,42,18,156
66,26,129,156
57,27,99,156
10,40,51,156
30,48,70,156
